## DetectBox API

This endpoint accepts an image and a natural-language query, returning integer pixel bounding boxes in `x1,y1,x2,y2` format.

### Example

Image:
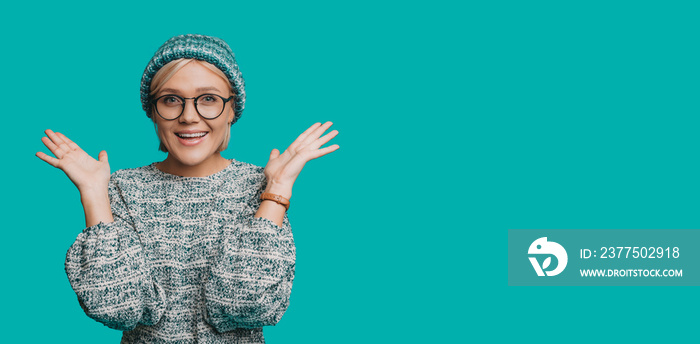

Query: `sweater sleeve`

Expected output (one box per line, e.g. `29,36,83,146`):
204,172,296,331
64,173,166,331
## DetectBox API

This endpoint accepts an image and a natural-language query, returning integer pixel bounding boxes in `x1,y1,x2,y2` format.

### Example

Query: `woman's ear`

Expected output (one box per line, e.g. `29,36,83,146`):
228,108,235,124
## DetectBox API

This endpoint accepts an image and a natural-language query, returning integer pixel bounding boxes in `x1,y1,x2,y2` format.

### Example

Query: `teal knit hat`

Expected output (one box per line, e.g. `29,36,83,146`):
140,34,246,123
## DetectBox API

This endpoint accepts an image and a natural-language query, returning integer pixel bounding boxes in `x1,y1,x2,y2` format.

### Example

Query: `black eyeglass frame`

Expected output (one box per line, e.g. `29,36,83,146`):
152,94,235,120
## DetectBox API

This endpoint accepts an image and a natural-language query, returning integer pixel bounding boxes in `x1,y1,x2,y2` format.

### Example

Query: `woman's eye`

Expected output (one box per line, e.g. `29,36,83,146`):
201,95,217,103
162,96,181,105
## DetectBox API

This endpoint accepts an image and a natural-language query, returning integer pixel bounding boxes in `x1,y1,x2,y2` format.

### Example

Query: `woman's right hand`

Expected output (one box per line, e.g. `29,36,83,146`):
36,129,111,195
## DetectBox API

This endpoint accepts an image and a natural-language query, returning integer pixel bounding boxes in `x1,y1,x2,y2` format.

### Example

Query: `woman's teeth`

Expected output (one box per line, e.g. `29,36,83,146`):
176,132,207,138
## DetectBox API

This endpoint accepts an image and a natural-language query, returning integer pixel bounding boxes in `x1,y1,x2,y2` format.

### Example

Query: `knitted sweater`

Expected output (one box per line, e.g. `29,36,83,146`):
64,159,296,343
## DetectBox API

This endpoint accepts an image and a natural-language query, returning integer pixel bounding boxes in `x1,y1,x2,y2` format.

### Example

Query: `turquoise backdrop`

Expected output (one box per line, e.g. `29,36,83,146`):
2,0,699,343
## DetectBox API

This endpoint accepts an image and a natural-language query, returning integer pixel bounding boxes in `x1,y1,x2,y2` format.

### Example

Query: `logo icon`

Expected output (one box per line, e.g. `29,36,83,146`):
528,237,568,276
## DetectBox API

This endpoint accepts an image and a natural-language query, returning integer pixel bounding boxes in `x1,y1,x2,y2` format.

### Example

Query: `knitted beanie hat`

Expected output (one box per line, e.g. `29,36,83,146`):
140,34,246,123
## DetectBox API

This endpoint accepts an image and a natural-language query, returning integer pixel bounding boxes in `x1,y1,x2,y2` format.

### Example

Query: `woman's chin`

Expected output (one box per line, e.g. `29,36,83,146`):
167,150,217,167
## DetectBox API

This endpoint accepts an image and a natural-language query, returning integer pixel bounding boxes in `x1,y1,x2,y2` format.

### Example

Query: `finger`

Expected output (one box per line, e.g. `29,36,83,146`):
45,129,71,153
288,122,322,149
98,150,108,163
36,151,60,168
309,130,338,150
45,129,65,145
300,121,334,147
41,136,63,157
268,148,280,162
56,132,81,151
307,144,340,160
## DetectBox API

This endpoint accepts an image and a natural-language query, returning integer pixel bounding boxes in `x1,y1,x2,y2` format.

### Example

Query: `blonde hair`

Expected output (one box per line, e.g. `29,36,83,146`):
149,58,234,153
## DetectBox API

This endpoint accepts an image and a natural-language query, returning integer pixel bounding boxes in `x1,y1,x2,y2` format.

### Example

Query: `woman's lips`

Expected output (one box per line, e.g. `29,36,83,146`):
175,132,208,146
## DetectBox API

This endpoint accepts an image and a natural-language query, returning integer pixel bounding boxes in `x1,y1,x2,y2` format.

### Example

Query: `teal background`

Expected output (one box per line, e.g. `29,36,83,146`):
2,0,699,343
508,229,700,286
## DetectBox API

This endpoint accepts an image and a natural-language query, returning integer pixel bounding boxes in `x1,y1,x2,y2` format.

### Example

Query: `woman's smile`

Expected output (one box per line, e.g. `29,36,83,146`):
174,129,209,146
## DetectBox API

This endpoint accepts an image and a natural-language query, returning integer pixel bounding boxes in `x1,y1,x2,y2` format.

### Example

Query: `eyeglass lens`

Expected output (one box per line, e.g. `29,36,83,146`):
156,94,225,120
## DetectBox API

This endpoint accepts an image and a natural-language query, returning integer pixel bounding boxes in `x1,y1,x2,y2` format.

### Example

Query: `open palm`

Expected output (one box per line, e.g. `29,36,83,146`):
263,122,339,198
36,129,110,193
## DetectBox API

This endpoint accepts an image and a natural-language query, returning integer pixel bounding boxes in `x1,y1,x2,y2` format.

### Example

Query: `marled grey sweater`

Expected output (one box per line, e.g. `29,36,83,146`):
64,159,295,343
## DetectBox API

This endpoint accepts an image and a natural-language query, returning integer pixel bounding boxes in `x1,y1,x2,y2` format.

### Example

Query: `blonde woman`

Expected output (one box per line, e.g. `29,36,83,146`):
36,34,339,343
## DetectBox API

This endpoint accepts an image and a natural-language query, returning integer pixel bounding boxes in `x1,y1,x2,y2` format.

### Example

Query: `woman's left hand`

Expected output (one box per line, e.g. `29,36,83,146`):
263,121,339,199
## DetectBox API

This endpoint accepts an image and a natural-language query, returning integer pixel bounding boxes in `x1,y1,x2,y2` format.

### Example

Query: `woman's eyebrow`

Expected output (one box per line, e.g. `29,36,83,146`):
159,87,222,94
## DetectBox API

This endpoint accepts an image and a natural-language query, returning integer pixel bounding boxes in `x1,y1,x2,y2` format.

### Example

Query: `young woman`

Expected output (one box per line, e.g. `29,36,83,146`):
36,34,338,343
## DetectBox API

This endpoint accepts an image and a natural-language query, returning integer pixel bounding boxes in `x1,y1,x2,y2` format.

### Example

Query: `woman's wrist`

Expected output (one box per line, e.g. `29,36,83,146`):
261,192,290,210
80,188,114,227
264,181,292,200
79,187,109,203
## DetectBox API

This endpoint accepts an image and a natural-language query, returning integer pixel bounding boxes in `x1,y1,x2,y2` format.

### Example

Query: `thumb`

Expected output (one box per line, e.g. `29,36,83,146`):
98,150,109,163
269,148,280,161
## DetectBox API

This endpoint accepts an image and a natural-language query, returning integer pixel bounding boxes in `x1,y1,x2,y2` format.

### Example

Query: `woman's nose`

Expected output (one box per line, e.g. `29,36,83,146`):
179,100,200,123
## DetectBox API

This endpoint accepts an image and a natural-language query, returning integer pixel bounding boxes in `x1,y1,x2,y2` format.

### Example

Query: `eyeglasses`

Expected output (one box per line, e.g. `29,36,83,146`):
152,94,234,120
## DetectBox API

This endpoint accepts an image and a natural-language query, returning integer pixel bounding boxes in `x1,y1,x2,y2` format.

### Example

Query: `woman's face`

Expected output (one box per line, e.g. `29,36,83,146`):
153,61,234,169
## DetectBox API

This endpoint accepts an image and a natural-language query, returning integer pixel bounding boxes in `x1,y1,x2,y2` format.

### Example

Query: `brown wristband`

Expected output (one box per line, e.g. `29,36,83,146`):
261,192,290,211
